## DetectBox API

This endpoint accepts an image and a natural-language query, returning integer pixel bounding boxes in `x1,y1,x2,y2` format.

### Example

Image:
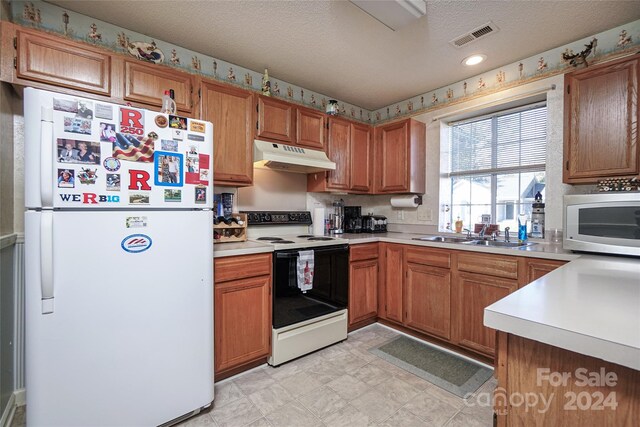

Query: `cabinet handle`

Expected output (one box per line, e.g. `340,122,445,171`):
565,160,569,170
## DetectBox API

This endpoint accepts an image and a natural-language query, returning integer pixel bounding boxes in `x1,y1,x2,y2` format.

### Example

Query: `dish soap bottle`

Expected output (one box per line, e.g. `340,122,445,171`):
454,217,463,233
518,213,528,243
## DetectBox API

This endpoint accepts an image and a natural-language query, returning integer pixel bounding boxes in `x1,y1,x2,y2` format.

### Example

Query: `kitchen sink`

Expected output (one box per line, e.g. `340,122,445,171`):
412,236,473,243
461,240,536,248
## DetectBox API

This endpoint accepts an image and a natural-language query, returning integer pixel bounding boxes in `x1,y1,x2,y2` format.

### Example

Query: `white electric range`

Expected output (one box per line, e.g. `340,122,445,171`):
242,211,349,366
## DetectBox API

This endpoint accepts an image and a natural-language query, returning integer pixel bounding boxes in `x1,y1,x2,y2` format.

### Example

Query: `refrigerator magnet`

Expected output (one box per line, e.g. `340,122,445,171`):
121,234,152,253
195,186,207,204
189,120,206,133
126,216,148,228
77,167,98,185
155,115,168,128
95,104,113,120
57,169,75,188
119,107,145,136
103,157,121,172
172,129,184,140
168,115,187,130
129,192,150,205
160,139,178,152
154,151,183,187
106,174,121,191
164,189,182,202
53,98,78,113
187,134,205,142
76,101,94,119
112,133,155,163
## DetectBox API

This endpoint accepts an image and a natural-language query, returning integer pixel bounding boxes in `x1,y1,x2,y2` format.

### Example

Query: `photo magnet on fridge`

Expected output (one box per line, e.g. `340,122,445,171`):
106,174,121,191
154,151,183,187
63,116,92,135
169,115,188,130
195,186,207,204
160,139,178,152
58,139,101,165
172,129,184,140
57,168,75,188
129,193,150,205
76,101,94,119
164,189,182,202
53,98,78,113
99,123,117,142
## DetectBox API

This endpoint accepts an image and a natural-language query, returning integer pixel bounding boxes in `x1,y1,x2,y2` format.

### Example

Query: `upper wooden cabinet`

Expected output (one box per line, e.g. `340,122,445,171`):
307,119,373,193
375,118,426,194
350,123,374,193
15,27,111,96
296,106,325,150
200,80,254,186
123,60,194,113
257,96,294,143
564,54,640,183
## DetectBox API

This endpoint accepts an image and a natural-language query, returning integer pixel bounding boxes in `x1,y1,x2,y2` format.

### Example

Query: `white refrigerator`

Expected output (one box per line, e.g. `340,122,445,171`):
24,87,214,426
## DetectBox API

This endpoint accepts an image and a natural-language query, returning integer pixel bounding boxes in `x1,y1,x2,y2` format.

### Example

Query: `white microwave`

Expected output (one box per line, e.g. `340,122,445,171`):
564,193,640,257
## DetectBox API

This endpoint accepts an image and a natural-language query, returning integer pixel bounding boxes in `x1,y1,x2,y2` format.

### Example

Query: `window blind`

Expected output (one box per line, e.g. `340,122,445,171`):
449,105,547,175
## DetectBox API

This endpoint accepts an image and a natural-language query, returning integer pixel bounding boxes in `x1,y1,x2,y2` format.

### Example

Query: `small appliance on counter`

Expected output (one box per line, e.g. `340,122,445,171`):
362,214,387,233
344,206,362,233
330,199,344,234
531,191,545,238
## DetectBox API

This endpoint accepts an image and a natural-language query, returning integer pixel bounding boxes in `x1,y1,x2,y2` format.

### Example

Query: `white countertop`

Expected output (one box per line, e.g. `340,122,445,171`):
485,255,640,370
213,240,273,258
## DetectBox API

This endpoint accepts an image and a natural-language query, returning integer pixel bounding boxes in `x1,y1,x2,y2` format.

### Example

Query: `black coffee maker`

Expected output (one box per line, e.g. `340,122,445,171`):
344,206,363,233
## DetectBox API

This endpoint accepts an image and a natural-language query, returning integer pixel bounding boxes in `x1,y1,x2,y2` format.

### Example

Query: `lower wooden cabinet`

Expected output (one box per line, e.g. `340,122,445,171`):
524,259,567,286
381,244,404,323
405,263,451,340
349,259,378,326
214,254,272,376
456,271,517,357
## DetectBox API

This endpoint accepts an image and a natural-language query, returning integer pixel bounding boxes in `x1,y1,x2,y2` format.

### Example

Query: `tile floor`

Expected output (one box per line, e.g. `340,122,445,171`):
180,324,497,427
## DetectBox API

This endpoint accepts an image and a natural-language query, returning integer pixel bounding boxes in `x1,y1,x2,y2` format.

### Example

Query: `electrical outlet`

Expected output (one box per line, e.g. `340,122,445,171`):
418,208,432,221
397,210,403,220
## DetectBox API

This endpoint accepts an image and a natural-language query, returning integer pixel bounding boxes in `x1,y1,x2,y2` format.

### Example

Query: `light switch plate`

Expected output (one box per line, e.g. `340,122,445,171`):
418,208,432,221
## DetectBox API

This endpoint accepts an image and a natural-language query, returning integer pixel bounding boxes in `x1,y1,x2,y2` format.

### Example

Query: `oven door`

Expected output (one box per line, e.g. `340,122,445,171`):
273,244,349,329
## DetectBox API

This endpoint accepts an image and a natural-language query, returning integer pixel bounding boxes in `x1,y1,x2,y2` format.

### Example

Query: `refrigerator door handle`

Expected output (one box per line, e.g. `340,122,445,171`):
40,210,55,314
40,107,54,208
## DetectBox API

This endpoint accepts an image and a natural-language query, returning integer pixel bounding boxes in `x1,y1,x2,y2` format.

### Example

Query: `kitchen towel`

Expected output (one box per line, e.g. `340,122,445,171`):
297,250,314,293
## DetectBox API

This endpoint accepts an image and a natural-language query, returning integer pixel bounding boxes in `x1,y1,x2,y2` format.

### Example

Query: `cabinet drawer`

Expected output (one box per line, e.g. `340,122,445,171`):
405,246,450,268
215,253,272,283
17,29,111,95
457,252,519,279
350,243,379,262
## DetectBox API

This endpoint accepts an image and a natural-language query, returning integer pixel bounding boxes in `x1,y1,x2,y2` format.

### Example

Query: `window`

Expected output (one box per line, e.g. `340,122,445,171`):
442,104,547,233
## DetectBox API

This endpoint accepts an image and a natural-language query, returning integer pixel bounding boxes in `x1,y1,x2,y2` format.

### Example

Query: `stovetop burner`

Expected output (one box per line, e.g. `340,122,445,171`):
308,237,334,241
297,235,315,238
257,237,284,241
277,240,295,244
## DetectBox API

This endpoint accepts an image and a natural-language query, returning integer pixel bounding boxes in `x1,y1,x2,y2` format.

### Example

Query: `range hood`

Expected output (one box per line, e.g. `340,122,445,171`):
253,140,336,174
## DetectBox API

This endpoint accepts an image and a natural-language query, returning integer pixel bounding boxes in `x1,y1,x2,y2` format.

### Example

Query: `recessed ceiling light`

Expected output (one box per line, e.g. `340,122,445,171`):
463,54,487,66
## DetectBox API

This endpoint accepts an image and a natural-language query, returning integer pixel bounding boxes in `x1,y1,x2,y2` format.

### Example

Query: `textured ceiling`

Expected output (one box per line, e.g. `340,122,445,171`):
46,0,640,110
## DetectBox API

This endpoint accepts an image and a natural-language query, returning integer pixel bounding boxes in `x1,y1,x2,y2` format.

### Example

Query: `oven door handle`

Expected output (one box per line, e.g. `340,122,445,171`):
275,245,349,258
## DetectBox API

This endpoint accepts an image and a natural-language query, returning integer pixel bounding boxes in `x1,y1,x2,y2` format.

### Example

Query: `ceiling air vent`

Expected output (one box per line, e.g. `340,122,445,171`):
450,21,499,48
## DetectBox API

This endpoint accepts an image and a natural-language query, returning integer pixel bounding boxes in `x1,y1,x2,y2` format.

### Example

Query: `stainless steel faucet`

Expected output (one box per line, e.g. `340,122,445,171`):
491,231,498,241
463,228,472,239
479,223,488,238
504,227,511,243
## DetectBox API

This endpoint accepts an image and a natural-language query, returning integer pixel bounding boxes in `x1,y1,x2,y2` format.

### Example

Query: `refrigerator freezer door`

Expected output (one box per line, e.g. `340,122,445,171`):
24,87,213,209
25,210,214,426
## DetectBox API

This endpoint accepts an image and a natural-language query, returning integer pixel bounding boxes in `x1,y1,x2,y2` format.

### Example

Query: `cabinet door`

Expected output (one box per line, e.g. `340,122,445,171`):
257,96,294,143
349,259,378,326
201,81,254,186
16,28,111,95
326,117,351,190
376,120,409,193
564,56,639,183
524,259,566,286
405,263,451,340
381,244,403,323
124,60,194,113
457,272,517,357
296,107,325,150
214,275,271,374
350,123,373,193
